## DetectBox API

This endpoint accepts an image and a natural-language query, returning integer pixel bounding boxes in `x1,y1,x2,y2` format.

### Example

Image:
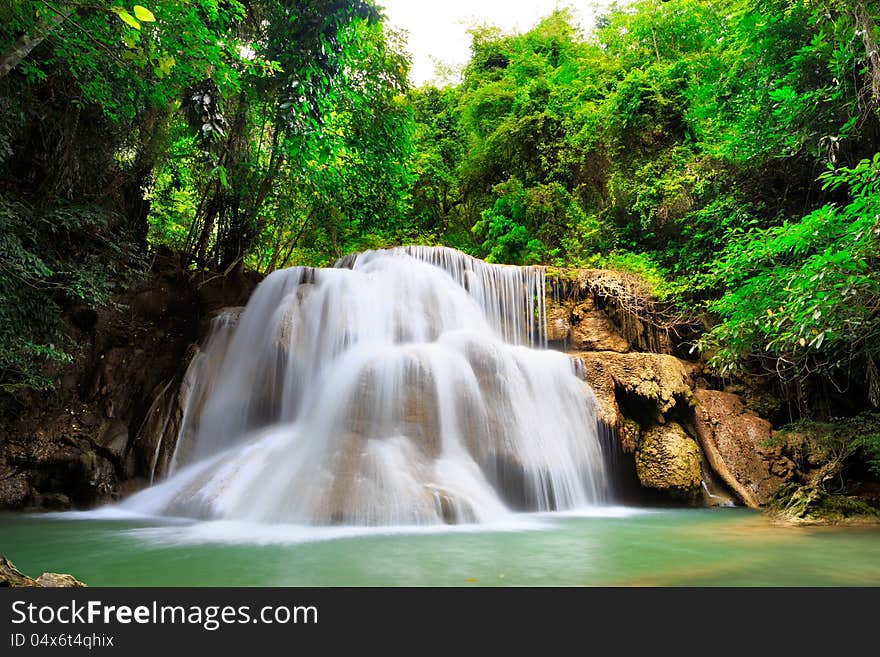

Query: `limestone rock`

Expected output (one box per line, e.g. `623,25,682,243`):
545,296,629,352
545,305,571,343
546,268,674,353
692,389,789,508
35,572,88,588
0,556,86,587
572,351,695,427
635,423,702,496
618,418,640,455
0,556,39,587
569,298,629,352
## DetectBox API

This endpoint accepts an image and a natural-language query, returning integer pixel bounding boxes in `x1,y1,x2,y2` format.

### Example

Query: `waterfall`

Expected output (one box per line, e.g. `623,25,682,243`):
123,247,610,525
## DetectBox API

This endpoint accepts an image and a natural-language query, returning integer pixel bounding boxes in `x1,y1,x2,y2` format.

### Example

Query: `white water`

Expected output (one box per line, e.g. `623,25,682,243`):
123,247,610,525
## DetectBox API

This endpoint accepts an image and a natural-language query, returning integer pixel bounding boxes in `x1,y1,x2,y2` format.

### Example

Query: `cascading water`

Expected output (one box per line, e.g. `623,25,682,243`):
123,246,611,525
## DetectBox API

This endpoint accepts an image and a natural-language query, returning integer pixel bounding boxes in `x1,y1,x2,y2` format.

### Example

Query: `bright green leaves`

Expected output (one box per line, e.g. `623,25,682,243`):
154,53,175,78
113,8,141,31
142,3,413,272
113,5,156,30
133,6,156,23
698,155,880,388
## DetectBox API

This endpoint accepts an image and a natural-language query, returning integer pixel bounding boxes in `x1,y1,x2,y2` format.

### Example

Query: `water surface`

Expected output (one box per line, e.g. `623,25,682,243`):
2,508,878,586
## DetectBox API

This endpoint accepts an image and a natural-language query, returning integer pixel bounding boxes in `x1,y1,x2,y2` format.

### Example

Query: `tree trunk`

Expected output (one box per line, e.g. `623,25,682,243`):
854,0,880,108
0,7,73,79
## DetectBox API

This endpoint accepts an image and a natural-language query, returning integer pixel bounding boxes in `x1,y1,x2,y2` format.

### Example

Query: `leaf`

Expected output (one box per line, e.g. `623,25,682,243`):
133,5,156,22
113,8,141,30
211,166,228,189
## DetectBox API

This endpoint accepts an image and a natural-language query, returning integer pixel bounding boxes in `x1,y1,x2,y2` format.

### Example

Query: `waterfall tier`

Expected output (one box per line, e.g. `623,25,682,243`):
124,247,610,525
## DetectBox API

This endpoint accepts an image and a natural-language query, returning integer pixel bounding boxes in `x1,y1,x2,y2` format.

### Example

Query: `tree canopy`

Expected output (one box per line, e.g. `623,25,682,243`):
2,0,879,419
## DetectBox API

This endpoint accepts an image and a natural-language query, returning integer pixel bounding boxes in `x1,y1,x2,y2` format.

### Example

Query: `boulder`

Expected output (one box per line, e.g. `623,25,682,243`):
35,572,88,588
768,483,880,525
545,296,629,352
546,268,674,353
691,389,791,508
635,423,702,497
0,556,39,587
0,556,86,587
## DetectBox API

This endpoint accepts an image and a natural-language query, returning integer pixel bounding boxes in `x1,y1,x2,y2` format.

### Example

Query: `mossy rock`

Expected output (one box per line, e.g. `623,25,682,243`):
768,483,880,525
635,422,702,499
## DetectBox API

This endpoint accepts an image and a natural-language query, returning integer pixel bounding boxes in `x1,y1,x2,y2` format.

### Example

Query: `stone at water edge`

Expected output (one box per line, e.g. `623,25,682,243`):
768,484,880,525
0,556,37,587
35,572,87,587
0,555,87,587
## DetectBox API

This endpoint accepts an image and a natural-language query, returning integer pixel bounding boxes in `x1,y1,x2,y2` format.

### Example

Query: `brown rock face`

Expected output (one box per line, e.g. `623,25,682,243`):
0,466,30,508
0,253,262,512
635,423,702,496
691,389,790,508
545,305,572,343
546,296,629,352
569,298,630,352
618,419,640,455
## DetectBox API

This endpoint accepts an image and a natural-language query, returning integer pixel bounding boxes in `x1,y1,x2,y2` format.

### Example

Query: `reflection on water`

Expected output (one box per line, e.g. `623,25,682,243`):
1,508,878,586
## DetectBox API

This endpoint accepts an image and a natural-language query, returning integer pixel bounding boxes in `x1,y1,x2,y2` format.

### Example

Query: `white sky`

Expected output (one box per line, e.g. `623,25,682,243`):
377,1,610,86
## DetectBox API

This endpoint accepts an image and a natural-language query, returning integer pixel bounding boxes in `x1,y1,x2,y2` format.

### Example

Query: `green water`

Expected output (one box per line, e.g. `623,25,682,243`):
2,508,879,586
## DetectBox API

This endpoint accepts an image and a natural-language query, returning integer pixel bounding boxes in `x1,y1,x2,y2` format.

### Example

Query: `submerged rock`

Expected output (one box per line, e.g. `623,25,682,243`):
0,556,87,587
635,423,702,498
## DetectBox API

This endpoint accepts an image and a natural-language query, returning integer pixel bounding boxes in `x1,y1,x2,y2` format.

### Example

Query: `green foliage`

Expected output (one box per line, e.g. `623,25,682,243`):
4,0,880,414
0,0,406,391
0,196,141,391
406,0,880,413
472,178,545,265
140,2,414,271
688,0,867,162
699,156,880,400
